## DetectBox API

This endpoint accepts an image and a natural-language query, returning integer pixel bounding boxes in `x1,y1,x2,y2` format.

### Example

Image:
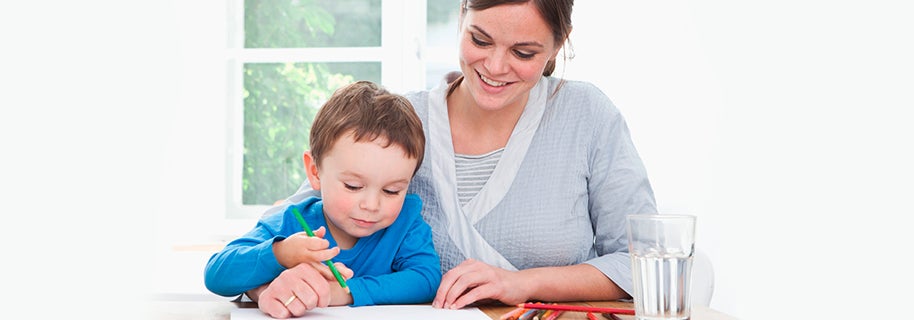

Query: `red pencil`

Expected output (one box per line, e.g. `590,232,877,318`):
516,303,636,315
586,312,599,320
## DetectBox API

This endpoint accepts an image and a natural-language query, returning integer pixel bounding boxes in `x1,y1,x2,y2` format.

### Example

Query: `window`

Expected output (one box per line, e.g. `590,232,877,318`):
226,0,458,220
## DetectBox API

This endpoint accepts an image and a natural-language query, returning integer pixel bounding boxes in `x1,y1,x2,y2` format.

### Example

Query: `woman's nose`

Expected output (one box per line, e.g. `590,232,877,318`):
484,49,510,75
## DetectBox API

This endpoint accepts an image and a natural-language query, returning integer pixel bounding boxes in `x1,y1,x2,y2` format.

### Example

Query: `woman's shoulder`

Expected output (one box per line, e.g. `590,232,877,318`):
403,89,428,102
403,89,431,116
546,77,620,115
549,77,601,92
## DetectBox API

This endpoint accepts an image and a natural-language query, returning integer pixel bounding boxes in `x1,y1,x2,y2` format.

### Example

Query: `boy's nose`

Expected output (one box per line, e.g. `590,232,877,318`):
359,192,380,211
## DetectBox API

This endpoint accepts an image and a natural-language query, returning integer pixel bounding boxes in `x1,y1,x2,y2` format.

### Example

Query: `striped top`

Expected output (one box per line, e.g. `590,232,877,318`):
403,76,657,296
454,148,504,206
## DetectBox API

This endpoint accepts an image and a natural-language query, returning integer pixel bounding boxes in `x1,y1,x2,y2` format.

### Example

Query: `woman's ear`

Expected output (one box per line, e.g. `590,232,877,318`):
302,151,322,191
554,28,573,61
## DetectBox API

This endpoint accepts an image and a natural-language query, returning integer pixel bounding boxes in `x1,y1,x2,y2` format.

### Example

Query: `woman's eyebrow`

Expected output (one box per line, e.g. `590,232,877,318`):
469,25,544,48
470,25,492,39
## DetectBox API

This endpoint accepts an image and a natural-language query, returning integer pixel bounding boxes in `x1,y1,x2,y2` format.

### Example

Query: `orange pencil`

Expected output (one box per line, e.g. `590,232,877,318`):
586,312,599,320
500,306,526,320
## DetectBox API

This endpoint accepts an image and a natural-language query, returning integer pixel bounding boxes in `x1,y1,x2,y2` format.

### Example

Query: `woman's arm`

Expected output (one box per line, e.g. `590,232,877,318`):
433,259,627,309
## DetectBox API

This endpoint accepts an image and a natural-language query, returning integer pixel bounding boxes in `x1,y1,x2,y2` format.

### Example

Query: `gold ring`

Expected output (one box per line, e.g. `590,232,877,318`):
283,294,297,307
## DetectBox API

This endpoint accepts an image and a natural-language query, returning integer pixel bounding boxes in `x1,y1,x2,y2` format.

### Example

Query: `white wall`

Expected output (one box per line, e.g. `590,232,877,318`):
3,0,187,316
6,1,912,319
568,1,914,319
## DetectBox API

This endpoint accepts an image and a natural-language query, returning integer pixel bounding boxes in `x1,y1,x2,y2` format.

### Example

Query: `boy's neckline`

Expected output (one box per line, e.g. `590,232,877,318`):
323,212,358,250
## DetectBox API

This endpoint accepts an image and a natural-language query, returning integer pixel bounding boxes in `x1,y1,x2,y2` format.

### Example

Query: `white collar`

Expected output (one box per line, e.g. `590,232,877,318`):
425,76,549,270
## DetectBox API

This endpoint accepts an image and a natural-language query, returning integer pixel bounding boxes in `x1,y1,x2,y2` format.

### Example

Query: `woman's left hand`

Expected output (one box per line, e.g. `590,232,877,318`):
432,258,529,309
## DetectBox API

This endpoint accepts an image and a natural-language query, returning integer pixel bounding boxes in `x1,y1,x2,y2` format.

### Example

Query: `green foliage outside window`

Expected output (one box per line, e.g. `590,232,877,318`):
242,0,381,205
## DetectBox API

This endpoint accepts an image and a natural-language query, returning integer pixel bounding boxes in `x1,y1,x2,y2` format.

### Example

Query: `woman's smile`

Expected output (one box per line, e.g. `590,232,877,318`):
478,71,508,87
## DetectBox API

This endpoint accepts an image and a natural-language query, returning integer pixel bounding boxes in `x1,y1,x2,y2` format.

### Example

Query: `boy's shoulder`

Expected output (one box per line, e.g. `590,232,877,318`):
401,193,423,215
387,193,423,227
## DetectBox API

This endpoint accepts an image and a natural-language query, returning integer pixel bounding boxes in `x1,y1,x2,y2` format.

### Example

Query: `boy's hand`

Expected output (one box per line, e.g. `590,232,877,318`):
317,261,355,306
273,226,341,268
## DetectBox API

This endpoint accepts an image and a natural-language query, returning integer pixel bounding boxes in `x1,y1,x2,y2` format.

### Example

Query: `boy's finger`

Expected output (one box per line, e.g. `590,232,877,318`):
302,237,332,250
311,226,326,238
333,262,354,279
315,246,341,260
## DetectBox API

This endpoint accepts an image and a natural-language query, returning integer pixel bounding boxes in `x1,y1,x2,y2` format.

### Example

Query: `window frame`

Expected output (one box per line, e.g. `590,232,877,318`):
223,0,428,229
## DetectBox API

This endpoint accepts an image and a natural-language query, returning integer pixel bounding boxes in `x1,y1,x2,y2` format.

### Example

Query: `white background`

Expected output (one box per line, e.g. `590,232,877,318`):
3,1,912,319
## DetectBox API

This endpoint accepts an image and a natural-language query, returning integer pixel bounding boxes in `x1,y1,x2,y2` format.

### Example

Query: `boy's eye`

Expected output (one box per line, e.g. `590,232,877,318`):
383,189,401,195
344,183,362,191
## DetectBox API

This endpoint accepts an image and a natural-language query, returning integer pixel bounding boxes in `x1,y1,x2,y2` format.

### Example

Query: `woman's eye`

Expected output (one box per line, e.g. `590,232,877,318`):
344,183,362,191
471,34,490,47
514,50,535,59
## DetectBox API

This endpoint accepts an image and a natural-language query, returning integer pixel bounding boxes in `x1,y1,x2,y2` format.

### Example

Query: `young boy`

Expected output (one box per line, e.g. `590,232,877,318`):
204,81,439,319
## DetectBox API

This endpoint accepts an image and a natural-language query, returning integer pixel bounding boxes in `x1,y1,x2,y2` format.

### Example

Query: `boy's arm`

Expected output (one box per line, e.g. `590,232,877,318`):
207,197,331,297
204,233,287,297
204,214,289,297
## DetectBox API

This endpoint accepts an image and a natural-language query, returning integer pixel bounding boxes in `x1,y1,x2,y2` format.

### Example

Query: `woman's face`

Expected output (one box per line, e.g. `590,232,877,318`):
457,1,560,112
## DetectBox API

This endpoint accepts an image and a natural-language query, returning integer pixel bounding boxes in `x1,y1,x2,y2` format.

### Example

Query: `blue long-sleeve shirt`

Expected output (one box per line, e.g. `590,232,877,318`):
204,194,441,306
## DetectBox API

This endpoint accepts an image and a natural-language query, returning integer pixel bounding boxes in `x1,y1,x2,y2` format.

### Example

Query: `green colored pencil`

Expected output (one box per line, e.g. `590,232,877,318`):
291,207,350,293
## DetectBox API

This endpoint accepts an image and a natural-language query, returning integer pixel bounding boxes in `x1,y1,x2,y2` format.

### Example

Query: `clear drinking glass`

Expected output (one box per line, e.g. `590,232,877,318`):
627,214,696,320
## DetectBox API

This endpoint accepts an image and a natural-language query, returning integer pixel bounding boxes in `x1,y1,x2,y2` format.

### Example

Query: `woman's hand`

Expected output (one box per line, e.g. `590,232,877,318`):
255,264,333,318
250,262,355,318
432,259,531,309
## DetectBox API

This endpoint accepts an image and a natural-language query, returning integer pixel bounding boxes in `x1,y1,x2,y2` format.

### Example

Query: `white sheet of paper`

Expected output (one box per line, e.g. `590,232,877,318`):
231,305,491,320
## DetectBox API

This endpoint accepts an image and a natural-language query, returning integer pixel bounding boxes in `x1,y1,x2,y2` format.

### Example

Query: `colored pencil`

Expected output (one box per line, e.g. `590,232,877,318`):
291,207,350,293
587,312,599,320
603,313,624,320
500,306,526,320
517,303,635,315
543,310,564,320
538,309,554,320
518,309,539,320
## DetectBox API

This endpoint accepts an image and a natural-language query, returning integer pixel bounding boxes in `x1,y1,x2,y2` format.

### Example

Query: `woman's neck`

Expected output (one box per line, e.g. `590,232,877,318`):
446,85,527,155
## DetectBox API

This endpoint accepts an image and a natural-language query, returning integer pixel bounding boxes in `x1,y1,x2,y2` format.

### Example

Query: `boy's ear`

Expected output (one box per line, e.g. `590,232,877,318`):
302,151,321,191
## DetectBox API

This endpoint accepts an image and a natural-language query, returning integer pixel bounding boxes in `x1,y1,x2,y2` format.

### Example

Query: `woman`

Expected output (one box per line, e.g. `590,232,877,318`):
408,0,656,309
260,0,657,311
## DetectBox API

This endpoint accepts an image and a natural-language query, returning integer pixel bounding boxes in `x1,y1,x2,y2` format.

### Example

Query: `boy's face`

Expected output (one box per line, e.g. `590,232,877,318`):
303,132,418,245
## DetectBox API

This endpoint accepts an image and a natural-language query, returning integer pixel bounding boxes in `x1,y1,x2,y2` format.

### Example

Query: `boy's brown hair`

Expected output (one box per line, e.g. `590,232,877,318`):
309,81,425,175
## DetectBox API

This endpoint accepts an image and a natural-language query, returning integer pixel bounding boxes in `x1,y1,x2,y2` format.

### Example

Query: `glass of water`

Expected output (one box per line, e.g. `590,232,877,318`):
627,214,696,320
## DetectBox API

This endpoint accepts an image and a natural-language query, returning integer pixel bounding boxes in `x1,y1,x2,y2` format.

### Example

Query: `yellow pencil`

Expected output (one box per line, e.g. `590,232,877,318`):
538,309,554,320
